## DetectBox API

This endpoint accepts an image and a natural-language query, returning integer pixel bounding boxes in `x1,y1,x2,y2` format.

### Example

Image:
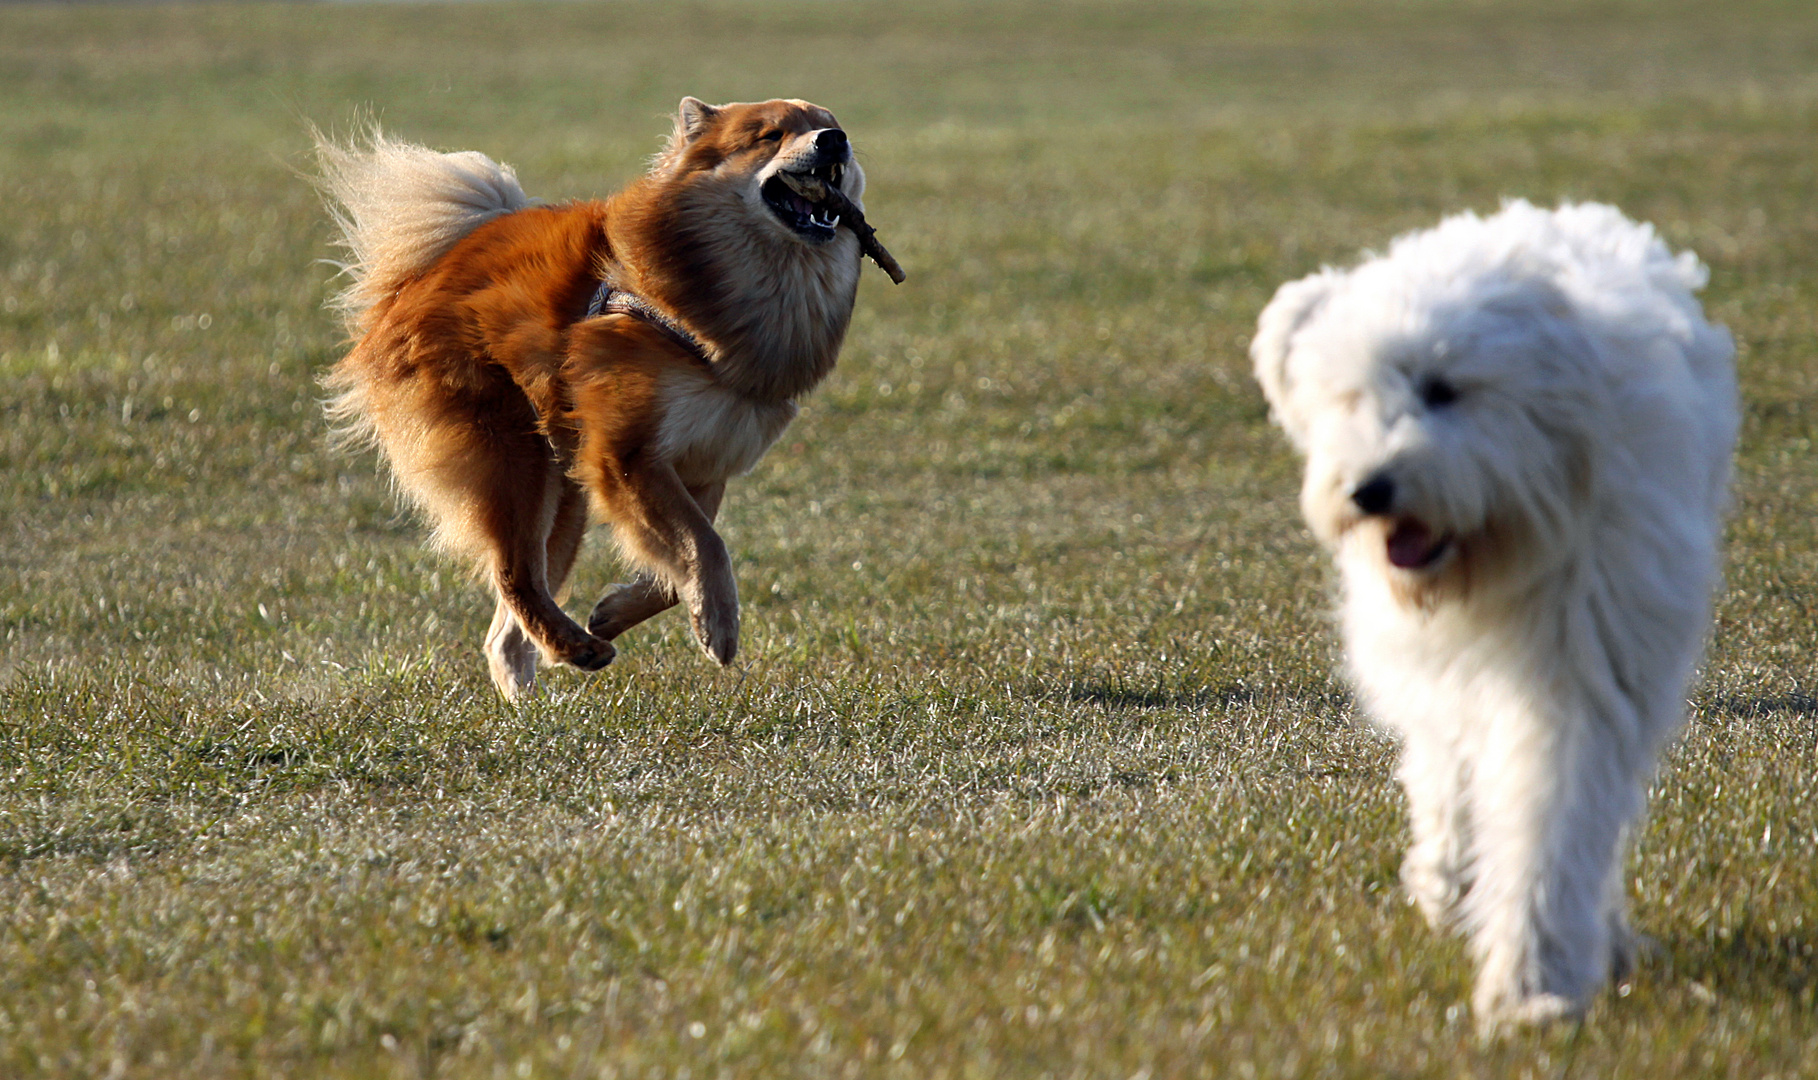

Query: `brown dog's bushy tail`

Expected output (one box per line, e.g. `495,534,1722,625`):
310,123,531,336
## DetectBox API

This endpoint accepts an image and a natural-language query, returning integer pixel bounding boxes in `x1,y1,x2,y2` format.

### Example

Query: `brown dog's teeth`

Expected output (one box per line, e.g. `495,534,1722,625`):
777,171,828,202
771,169,903,284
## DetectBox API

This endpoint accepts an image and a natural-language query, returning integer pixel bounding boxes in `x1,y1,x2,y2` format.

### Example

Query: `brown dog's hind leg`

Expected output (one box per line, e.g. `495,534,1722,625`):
544,477,592,605
480,461,614,698
483,598,540,700
485,478,596,700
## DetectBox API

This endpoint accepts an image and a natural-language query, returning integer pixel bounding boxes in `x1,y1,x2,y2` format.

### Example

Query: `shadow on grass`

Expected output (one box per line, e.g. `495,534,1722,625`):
1663,926,1818,1000
1064,680,1352,714
0,809,187,868
1706,693,1818,720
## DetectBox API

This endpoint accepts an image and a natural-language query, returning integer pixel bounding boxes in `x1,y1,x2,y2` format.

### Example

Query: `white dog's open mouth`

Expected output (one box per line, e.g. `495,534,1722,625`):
1386,519,1454,571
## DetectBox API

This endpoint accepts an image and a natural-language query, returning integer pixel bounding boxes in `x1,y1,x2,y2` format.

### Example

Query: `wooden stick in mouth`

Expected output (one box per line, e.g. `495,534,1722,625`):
778,173,907,285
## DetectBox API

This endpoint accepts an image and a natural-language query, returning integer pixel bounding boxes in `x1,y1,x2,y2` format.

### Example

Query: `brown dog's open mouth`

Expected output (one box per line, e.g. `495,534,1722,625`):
761,165,906,284
762,163,846,241
1386,519,1454,571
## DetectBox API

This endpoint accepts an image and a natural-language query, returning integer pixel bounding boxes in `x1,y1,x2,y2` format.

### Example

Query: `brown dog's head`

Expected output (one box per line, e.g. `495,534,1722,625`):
653,97,866,247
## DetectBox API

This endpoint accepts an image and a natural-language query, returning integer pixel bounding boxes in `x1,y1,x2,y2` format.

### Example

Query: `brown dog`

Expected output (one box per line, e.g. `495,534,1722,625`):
314,98,886,699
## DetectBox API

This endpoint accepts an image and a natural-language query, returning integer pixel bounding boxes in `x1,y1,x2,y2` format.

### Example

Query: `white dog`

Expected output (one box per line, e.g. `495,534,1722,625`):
1251,201,1737,1028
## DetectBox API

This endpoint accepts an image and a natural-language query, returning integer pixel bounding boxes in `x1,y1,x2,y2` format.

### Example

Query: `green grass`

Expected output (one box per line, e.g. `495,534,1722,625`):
2,1,1816,1076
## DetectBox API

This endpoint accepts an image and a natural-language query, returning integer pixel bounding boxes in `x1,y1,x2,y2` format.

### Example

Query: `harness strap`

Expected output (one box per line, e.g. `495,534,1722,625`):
584,281,711,364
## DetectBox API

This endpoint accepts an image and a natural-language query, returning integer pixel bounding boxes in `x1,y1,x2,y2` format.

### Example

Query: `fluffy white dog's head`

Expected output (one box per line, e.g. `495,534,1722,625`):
1252,201,1736,607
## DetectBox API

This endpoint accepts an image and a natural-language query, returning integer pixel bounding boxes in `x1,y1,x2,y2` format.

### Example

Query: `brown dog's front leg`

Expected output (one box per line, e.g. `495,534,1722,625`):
684,544,739,666
598,468,738,665
588,572,676,640
588,482,725,642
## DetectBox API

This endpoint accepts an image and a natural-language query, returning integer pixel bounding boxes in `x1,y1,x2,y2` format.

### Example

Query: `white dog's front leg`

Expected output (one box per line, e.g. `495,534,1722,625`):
1396,732,1472,929
1462,706,1644,1030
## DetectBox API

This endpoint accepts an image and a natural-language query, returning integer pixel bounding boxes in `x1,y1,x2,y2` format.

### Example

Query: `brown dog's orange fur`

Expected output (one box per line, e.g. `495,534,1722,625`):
316,98,873,698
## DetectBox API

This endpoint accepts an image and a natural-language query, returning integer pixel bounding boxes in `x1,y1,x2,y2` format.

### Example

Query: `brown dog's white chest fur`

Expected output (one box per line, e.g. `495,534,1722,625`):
655,371,800,487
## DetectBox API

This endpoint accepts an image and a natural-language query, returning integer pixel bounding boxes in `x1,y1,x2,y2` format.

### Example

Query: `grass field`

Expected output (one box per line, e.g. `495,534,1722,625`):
2,1,1816,1076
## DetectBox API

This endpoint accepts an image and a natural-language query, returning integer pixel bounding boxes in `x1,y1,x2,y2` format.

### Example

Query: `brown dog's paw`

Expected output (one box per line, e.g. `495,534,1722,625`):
690,600,739,667
586,598,633,640
559,634,617,672
588,577,676,640
487,647,539,702
485,614,541,702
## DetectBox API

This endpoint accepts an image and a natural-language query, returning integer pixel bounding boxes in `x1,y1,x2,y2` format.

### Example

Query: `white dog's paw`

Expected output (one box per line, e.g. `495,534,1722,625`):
1401,851,1465,929
1473,990,1582,1035
1609,919,1659,986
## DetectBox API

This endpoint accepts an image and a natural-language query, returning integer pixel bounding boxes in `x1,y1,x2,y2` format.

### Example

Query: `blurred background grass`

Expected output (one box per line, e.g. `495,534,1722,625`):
1,2,1815,1077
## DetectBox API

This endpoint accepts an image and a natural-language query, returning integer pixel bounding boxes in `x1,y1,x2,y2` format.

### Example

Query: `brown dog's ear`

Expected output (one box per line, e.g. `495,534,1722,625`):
676,97,719,143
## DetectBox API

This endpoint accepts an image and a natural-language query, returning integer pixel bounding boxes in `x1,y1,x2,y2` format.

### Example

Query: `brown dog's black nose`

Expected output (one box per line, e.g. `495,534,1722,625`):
1352,474,1396,516
816,128,848,154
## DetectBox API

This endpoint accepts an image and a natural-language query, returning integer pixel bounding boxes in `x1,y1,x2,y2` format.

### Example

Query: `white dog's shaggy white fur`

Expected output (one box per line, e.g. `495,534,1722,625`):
1251,201,1738,1028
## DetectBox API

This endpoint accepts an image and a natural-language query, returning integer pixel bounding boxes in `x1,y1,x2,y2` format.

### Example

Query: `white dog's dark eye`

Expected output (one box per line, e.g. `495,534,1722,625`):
1420,377,1460,408
759,130,784,143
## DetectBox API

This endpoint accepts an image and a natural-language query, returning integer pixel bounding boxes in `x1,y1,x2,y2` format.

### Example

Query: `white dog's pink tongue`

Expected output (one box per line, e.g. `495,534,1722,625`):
1387,521,1439,569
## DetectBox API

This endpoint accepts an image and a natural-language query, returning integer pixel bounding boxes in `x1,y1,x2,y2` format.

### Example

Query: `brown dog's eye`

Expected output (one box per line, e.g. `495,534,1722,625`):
759,130,783,142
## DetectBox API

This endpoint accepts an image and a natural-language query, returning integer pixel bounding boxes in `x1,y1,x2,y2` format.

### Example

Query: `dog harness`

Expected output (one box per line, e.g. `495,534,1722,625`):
584,281,711,365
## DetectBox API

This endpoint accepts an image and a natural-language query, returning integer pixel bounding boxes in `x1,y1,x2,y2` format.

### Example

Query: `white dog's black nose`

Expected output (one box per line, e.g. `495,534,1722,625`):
1352,474,1396,516
815,128,848,155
